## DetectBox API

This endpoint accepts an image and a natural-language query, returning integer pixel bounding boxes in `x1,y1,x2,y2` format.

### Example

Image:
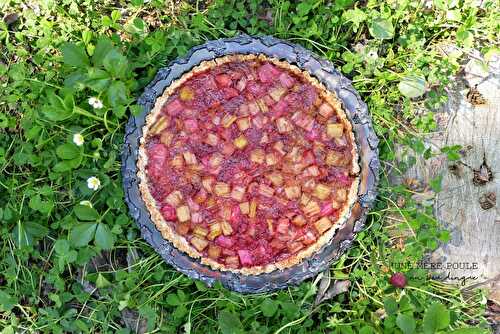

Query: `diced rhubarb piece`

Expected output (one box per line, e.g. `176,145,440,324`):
222,114,237,128
165,99,183,116
160,131,173,146
209,152,223,168
266,219,274,233
165,190,183,207
220,205,231,220
176,223,190,235
252,115,266,128
239,104,249,116
222,142,235,156
304,200,320,217
336,188,347,201
270,238,285,250
314,184,331,200
249,199,257,218
279,72,295,88
183,151,197,165
288,241,304,253
193,225,208,238
258,63,281,83
150,116,170,135
179,86,195,101
263,94,274,106
202,176,215,192
320,202,334,217
259,184,275,197
171,154,184,169
331,199,341,209
284,185,301,200
225,255,240,268
326,123,344,138
205,133,219,146
266,172,283,187
161,204,177,221
230,186,246,202
269,85,287,102
314,217,332,234
216,235,234,248
207,223,222,240
215,74,232,87
325,151,346,166
237,117,251,131
214,182,230,196
223,87,239,99
238,249,253,266
273,141,286,156
176,205,191,222
191,236,208,252
304,165,320,177
239,201,250,215
221,221,233,235
318,102,334,118
302,150,316,166
291,215,306,227
276,218,290,234
303,179,317,192
250,149,265,164
276,117,293,133
236,77,247,91
292,111,314,131
208,245,221,259
256,99,268,113
300,193,311,206
266,153,278,166
233,135,248,149
184,119,198,133
302,229,317,245
273,99,288,116
248,102,260,115
191,211,203,224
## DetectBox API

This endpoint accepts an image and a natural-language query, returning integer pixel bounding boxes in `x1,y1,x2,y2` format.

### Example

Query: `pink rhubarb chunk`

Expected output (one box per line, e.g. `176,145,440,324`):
279,72,295,88
258,63,281,83
165,99,183,116
161,204,177,221
215,235,234,248
238,249,253,266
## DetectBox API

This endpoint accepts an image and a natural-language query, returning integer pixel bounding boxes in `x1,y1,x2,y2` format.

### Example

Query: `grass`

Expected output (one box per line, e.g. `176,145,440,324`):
0,0,498,333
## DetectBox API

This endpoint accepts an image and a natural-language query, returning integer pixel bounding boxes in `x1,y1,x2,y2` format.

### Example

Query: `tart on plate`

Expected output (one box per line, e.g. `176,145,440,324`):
137,54,360,275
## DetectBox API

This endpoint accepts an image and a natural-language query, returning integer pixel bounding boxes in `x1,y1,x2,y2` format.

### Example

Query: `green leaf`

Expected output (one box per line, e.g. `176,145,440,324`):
92,39,114,67
94,223,114,249
423,302,450,334
384,297,398,316
95,273,111,288
70,222,97,247
396,313,416,334
103,49,128,78
56,143,80,160
166,293,181,306
260,299,278,317
369,18,394,39
54,239,70,254
398,75,426,98
107,81,128,107
0,290,18,312
61,43,89,68
218,310,243,334
74,205,99,221
42,93,74,121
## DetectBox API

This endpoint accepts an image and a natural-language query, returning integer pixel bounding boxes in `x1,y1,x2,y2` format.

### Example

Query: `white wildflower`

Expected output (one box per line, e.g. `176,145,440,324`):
88,97,103,109
79,200,93,207
73,133,84,146
367,49,378,60
87,176,101,191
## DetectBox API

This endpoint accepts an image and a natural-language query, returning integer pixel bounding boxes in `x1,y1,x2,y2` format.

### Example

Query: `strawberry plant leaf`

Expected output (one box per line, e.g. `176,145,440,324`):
369,18,394,39
74,204,99,221
423,302,450,334
61,43,89,68
69,222,97,247
95,223,115,249
396,313,416,334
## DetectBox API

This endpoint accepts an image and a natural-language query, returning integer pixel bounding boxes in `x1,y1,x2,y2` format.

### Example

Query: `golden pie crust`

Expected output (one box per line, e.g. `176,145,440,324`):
137,54,360,275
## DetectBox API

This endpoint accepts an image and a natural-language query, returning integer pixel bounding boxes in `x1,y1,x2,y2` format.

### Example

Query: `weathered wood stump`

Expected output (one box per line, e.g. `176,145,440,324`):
394,51,499,297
